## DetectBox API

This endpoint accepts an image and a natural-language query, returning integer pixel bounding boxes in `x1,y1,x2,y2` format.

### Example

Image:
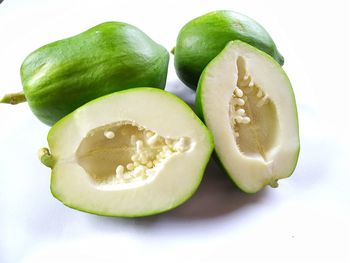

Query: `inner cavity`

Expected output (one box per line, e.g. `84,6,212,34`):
229,56,279,161
76,121,192,185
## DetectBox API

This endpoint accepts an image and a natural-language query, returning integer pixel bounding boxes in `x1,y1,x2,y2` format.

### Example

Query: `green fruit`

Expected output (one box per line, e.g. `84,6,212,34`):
174,10,284,89
196,41,299,193
39,88,213,217
1,22,169,125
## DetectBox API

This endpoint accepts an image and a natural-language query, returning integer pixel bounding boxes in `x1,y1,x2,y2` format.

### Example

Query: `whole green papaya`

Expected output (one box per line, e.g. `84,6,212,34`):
174,10,284,89
1,22,169,125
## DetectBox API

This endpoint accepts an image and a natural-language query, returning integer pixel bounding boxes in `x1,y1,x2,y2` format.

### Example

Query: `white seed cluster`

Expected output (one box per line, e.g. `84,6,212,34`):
241,73,268,108
113,131,190,183
231,85,251,125
230,72,270,138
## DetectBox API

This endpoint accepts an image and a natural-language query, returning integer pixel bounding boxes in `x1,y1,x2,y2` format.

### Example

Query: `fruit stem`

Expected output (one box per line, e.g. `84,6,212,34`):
170,47,175,55
0,91,27,105
269,179,279,188
38,148,55,168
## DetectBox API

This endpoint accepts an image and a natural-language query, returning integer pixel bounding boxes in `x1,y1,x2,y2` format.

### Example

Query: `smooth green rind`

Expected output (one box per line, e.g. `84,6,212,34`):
21,22,169,126
175,10,284,89
196,41,299,193
45,88,214,217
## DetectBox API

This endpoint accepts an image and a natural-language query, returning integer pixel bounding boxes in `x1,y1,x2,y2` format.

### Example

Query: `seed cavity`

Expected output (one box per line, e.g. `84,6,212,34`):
76,121,193,186
229,56,279,162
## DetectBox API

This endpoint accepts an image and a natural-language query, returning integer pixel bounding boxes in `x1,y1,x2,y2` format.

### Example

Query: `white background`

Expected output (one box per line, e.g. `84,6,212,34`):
0,0,349,262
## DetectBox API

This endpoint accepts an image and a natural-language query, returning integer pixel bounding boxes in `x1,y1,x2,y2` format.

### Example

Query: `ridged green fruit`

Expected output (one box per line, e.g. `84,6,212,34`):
174,10,284,89
1,22,169,125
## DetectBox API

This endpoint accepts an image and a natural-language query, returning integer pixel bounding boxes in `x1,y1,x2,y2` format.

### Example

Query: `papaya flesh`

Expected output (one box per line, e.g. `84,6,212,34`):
19,22,169,125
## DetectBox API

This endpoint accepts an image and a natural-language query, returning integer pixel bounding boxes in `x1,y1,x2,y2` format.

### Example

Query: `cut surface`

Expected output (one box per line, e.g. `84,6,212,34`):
47,88,213,216
197,41,299,193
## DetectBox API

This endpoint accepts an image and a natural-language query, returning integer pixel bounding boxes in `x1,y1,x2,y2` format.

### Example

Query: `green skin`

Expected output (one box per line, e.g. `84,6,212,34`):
3,22,169,126
196,41,300,193
39,88,214,217
174,10,284,90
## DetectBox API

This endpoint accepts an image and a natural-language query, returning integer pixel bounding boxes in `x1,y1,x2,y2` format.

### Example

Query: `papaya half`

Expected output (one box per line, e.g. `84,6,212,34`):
1,22,169,125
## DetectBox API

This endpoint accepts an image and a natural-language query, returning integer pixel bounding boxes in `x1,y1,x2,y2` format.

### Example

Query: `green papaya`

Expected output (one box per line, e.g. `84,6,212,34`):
174,10,284,89
1,22,169,125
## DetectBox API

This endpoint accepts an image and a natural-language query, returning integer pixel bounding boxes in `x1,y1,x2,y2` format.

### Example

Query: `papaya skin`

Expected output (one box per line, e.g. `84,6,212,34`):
11,22,169,126
174,10,284,89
